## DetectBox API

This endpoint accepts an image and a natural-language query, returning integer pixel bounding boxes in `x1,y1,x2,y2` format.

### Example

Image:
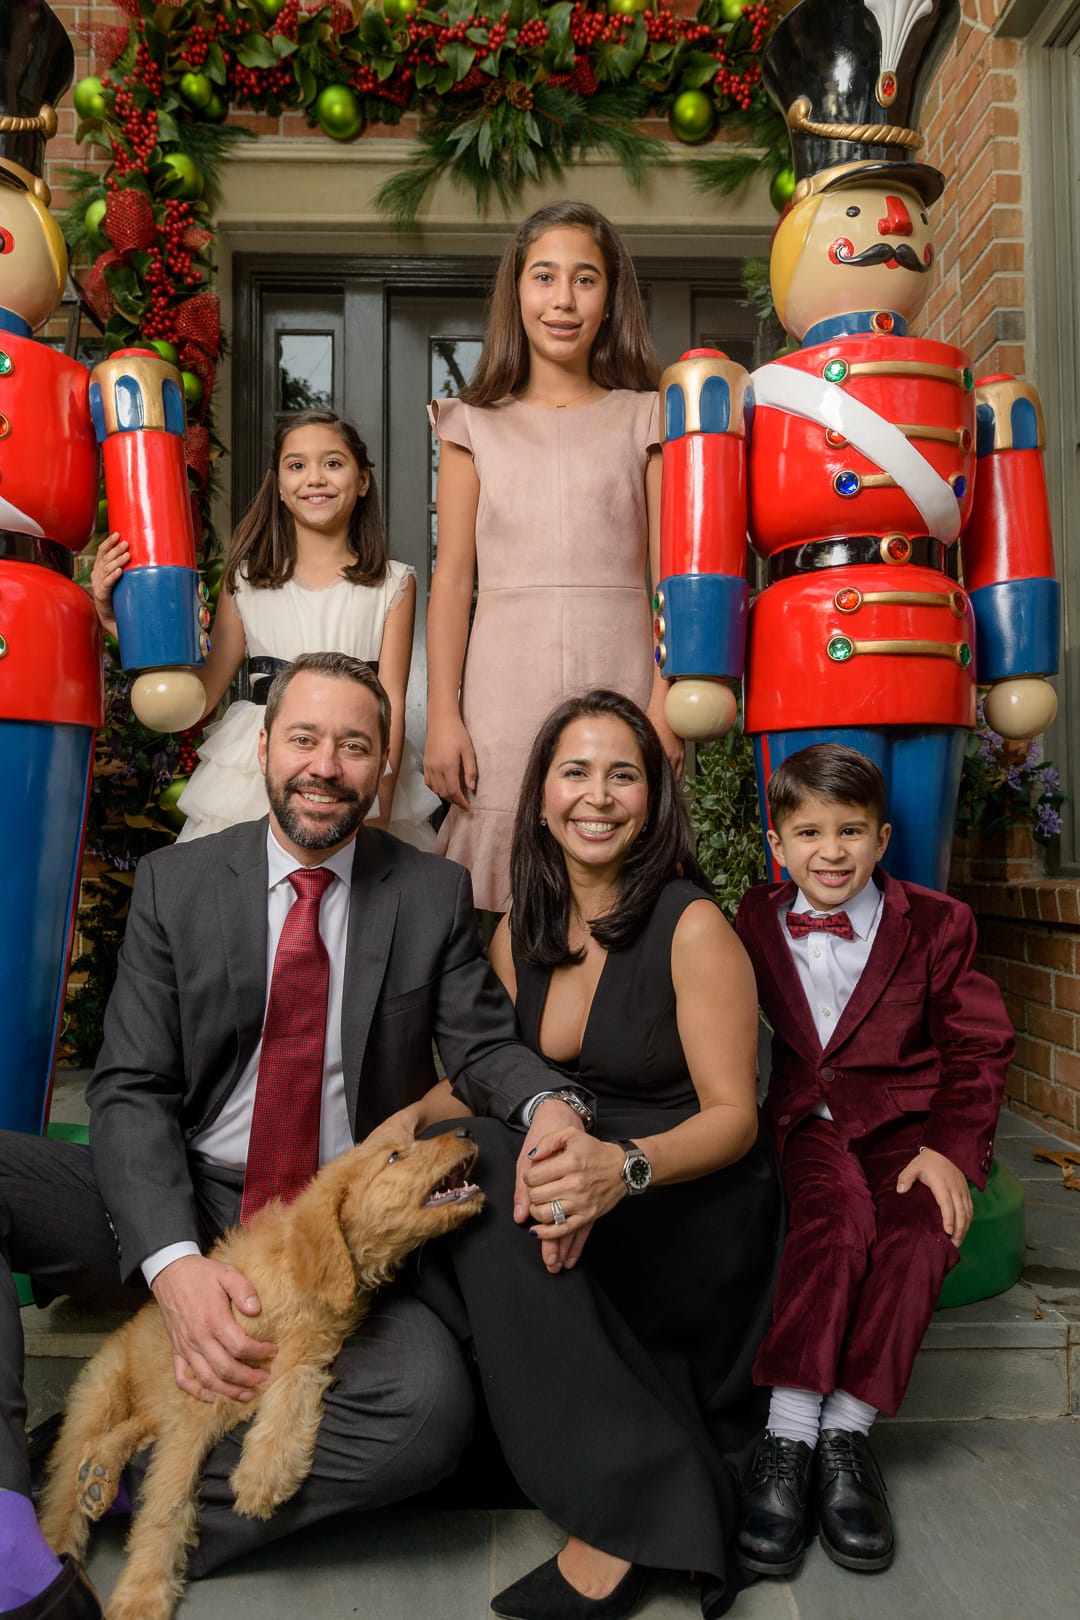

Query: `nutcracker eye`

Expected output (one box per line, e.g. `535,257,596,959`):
845,206,860,218
0,229,13,254
920,211,928,225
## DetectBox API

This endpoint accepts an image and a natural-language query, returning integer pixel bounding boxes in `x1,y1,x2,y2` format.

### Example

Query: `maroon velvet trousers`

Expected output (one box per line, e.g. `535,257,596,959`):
753,1114,960,1416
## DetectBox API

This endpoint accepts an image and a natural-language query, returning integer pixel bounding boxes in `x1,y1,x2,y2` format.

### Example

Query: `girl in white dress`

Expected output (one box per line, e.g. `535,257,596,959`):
92,410,438,847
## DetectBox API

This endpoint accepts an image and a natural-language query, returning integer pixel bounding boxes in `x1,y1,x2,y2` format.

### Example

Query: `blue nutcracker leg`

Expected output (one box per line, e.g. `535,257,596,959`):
1,721,95,1135
753,727,964,891
880,728,966,891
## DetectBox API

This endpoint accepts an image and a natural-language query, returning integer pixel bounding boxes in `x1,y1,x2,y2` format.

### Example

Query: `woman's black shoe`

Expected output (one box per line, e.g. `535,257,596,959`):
735,1431,815,1576
491,1555,647,1619
816,1428,895,1572
5,1556,104,1619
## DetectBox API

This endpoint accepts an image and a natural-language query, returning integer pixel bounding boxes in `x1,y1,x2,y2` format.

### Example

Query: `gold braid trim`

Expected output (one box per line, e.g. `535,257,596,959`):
787,96,922,152
0,103,58,139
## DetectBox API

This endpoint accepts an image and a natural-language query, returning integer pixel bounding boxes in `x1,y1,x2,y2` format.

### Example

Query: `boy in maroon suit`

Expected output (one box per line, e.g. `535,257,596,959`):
734,744,1013,1578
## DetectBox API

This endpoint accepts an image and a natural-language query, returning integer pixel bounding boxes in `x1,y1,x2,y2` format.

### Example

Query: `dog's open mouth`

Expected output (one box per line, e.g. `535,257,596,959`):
422,1152,481,1209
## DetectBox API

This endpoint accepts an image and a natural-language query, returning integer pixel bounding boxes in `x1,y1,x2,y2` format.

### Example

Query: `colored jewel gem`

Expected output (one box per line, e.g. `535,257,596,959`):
950,591,967,616
960,430,972,451
0,351,11,375
885,535,911,562
953,475,968,500
872,312,895,333
654,644,665,667
824,359,848,384
827,636,854,662
0,634,6,657
959,642,973,667
0,415,9,439
962,368,974,391
834,470,860,496
825,428,846,447
652,591,661,612
834,588,861,612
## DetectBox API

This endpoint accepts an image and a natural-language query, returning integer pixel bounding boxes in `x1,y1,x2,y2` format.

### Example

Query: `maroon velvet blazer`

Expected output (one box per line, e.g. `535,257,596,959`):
734,869,1014,1188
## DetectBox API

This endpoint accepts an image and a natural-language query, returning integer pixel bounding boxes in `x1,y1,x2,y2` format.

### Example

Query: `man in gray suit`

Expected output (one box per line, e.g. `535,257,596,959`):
0,652,581,1620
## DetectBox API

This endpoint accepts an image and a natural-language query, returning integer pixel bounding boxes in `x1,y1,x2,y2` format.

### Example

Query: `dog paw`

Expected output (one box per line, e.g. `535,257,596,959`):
77,1458,119,1520
230,1465,289,1522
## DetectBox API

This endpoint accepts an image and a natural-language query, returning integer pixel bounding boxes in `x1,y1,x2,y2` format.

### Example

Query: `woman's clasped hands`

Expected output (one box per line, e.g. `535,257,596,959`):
515,1118,629,1274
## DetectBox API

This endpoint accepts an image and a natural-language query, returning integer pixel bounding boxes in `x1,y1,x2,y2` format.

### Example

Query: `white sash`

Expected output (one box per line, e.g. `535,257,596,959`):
751,361,962,542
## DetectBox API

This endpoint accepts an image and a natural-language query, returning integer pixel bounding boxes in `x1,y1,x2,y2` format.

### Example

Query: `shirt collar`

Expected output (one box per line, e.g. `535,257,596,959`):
803,310,908,347
789,875,883,940
265,823,356,891
0,308,33,339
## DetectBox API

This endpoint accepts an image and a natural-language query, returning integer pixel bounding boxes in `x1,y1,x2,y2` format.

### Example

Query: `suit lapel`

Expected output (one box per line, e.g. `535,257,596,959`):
341,832,399,1132
219,820,272,1070
825,870,911,1054
756,884,822,1062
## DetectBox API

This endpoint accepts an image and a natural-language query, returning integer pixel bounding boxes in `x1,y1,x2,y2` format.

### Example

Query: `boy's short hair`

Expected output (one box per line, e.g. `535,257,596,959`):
767,744,888,831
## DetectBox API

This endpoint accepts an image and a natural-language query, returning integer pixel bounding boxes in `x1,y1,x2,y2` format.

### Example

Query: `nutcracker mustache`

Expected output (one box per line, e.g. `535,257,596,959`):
834,240,932,273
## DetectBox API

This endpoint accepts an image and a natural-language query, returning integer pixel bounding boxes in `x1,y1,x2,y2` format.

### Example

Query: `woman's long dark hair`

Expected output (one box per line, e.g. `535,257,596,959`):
461,201,658,405
226,409,387,593
509,689,710,967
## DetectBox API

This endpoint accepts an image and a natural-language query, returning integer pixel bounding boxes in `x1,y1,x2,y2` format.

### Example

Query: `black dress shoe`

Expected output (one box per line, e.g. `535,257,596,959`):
735,1431,815,1577
491,1555,647,1619
5,1557,104,1619
816,1428,895,1572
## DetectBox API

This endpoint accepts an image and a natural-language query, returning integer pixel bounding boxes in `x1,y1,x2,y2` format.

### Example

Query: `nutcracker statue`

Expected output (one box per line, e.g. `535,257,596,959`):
658,0,1059,889
0,1,206,1136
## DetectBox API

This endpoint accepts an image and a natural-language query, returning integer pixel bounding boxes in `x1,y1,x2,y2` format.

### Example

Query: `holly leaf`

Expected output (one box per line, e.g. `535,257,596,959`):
415,61,438,89
442,42,477,82
235,34,278,70
272,34,298,60
205,42,227,85
157,108,180,145
680,50,721,90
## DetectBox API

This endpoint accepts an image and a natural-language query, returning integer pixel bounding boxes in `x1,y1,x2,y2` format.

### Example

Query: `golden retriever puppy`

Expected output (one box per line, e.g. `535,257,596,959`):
38,1128,482,1620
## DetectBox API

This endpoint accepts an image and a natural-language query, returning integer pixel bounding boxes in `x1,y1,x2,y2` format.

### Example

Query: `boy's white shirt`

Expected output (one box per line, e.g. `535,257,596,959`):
780,877,886,1120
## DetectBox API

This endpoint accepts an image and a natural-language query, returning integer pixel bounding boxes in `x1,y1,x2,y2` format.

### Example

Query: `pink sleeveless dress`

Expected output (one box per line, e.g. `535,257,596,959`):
428,390,660,911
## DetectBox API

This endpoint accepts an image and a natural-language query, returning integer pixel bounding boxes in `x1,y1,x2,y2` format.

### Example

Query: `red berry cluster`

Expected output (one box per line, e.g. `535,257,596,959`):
133,44,164,99
272,0,303,43
174,731,200,775
229,60,298,106
352,64,413,106
516,19,549,50
102,78,159,176
142,199,203,340
644,15,711,46
569,7,607,49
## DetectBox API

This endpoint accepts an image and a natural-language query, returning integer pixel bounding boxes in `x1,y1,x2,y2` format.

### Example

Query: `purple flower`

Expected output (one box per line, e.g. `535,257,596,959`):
1036,802,1062,837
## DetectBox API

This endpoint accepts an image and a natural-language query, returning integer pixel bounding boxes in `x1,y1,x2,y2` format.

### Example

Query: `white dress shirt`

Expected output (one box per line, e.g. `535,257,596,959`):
780,878,884,1121
142,826,355,1286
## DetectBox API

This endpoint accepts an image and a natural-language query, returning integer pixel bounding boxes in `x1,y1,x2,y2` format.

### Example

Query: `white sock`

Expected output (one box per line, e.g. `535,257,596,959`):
766,1387,824,1449
821,1388,878,1435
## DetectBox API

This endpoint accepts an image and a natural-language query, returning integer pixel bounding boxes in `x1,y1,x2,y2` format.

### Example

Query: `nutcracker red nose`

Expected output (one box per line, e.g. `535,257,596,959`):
878,196,914,237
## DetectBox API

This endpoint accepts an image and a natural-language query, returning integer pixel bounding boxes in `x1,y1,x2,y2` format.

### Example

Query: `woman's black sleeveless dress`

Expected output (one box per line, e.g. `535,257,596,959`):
446,881,783,1611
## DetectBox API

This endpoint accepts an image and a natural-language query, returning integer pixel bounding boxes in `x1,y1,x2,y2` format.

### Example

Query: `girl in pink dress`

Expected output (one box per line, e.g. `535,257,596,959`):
424,201,682,913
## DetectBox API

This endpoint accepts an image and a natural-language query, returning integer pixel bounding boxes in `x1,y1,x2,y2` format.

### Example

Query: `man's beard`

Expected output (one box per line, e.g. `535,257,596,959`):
266,772,374,850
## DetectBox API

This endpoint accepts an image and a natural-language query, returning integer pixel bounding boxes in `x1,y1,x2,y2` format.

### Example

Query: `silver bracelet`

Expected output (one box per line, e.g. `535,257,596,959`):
525,1088,594,1132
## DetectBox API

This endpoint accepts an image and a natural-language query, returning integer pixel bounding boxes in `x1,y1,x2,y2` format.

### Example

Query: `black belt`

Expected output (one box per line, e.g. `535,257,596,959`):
248,655,380,706
767,536,954,585
0,531,74,577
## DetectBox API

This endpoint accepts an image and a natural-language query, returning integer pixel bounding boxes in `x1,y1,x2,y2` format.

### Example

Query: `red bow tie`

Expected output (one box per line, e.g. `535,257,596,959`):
785,909,854,941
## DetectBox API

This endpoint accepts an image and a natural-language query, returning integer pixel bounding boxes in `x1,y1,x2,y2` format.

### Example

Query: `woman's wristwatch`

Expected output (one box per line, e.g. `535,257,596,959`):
524,1089,594,1131
618,1140,653,1194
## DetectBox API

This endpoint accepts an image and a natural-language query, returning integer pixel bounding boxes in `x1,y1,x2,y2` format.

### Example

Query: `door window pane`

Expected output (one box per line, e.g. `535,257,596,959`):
277,331,334,413
429,337,482,574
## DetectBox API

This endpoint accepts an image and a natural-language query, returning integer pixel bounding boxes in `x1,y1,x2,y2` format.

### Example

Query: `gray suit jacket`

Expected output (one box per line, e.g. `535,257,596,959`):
88,819,554,1281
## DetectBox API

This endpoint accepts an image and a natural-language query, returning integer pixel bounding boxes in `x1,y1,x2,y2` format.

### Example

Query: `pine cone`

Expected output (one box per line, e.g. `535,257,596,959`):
506,81,534,111
483,81,505,107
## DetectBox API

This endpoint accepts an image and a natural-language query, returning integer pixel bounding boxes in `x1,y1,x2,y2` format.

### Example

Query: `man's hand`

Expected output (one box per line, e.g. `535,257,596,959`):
151,1254,277,1403
896,1147,973,1247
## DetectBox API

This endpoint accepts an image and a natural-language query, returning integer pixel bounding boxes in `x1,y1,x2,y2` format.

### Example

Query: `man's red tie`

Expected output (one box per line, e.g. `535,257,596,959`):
785,909,855,942
240,867,335,1226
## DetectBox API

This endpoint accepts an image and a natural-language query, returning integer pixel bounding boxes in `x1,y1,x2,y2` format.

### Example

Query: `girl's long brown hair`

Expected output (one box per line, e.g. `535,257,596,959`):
226,410,387,592
461,201,659,405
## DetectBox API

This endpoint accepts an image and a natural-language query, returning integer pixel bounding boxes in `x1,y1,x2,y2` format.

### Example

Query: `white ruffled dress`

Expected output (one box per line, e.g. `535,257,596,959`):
176,561,439,849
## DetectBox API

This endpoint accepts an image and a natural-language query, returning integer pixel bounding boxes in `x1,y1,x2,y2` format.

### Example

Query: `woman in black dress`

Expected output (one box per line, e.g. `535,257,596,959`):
446,690,782,1619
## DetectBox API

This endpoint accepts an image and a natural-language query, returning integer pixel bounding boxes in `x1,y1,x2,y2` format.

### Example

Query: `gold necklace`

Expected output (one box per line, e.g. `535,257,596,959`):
521,381,602,409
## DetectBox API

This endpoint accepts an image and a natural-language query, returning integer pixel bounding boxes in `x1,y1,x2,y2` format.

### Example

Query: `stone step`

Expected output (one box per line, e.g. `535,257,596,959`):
21,1091,1080,1429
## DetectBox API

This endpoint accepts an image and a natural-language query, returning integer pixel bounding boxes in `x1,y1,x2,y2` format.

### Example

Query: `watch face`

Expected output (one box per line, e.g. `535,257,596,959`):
625,1154,651,1191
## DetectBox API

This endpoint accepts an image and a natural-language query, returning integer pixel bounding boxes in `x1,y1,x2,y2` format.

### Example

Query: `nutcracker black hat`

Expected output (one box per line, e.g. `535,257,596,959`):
763,0,960,206
0,0,73,201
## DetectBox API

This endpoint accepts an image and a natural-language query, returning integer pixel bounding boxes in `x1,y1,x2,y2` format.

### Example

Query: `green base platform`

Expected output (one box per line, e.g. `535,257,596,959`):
937,1158,1026,1309
14,1120,90,1308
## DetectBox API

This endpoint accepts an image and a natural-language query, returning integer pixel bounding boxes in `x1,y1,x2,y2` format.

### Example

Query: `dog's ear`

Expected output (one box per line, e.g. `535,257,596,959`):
285,1180,359,1314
